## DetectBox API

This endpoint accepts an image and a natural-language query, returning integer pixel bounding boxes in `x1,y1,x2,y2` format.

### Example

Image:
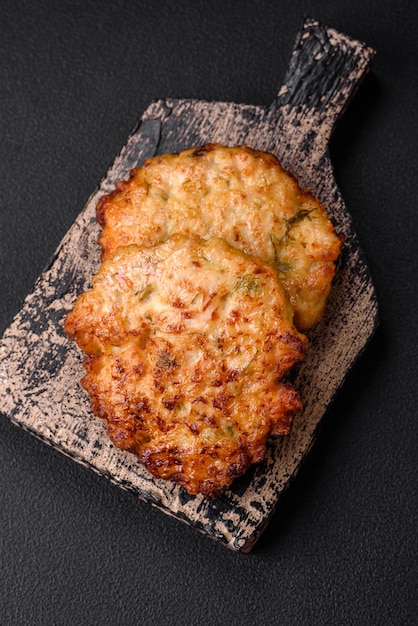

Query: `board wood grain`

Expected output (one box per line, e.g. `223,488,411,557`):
0,17,378,551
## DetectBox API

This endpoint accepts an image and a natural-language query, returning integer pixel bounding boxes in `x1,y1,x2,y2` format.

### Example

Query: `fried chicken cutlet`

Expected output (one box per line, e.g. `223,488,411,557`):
96,144,341,330
64,235,308,498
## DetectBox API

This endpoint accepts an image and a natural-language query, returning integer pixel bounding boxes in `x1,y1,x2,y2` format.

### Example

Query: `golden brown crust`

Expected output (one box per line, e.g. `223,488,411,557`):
65,235,307,497
96,144,341,329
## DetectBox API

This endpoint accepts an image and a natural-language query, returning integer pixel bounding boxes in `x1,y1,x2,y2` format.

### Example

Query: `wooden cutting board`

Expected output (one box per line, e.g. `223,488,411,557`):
0,17,378,552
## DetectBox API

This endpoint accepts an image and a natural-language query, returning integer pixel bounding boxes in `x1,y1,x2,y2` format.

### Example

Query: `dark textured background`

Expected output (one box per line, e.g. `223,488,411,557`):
0,1,417,624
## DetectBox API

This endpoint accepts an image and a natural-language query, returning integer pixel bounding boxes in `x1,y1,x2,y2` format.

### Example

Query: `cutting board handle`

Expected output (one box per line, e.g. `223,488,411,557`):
274,17,375,151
